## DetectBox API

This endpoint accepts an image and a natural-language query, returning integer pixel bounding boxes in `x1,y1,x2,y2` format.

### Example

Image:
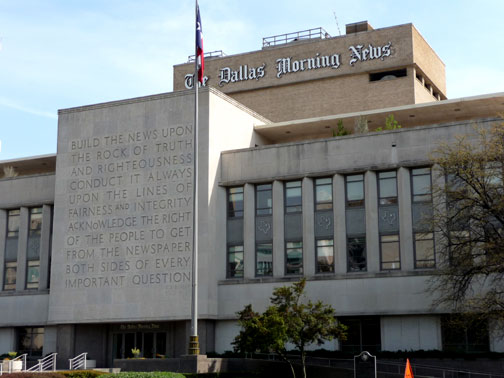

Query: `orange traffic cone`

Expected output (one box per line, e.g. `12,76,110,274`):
404,358,414,378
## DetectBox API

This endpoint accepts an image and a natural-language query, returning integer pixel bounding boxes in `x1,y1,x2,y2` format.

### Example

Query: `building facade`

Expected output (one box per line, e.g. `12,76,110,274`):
0,21,503,367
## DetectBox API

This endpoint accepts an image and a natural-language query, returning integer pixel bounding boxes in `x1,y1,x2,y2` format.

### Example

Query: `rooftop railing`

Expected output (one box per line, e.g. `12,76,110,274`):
263,27,331,48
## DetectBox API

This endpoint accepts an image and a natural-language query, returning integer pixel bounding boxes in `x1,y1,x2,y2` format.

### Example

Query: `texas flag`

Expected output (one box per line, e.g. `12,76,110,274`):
196,4,204,83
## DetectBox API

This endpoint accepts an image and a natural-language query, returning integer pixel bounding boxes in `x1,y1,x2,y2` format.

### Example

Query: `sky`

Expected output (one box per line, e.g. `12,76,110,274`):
1,0,503,160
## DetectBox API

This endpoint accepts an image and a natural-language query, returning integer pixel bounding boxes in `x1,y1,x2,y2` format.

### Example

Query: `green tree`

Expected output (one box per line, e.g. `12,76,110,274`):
232,279,347,378
375,114,401,131
332,120,349,137
428,122,504,330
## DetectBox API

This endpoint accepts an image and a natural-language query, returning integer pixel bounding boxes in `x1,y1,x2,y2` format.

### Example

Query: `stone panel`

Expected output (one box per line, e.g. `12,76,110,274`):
49,92,196,323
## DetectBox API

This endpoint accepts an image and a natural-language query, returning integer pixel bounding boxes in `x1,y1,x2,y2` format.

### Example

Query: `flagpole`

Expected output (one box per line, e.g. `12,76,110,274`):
189,0,200,356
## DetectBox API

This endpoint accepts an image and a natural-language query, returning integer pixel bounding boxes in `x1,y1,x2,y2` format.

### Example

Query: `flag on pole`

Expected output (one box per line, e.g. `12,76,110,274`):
404,359,414,378
196,4,204,83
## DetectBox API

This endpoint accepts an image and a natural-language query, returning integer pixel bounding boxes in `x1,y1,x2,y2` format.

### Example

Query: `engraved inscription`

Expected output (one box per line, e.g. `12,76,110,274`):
62,125,194,291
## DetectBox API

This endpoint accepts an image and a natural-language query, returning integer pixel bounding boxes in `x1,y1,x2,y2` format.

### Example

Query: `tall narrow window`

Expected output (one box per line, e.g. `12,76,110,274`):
411,168,432,202
378,171,400,270
256,243,272,276
316,239,334,273
256,184,272,215
26,207,42,289
227,245,243,278
227,187,244,218
414,232,435,268
4,209,20,290
315,178,333,210
380,235,400,270
346,174,364,207
18,327,44,358
378,171,397,205
346,174,366,272
285,181,302,213
285,241,303,275
347,236,366,272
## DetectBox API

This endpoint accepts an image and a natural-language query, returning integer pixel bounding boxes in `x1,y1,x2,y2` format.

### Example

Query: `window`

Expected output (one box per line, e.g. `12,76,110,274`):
347,236,366,272
285,241,303,275
346,174,364,207
316,239,334,273
414,232,435,268
17,327,44,357
380,234,400,270
256,243,272,276
411,168,432,202
442,316,489,353
315,178,333,210
4,209,20,290
340,317,381,354
256,184,272,215
227,245,243,278
285,181,302,213
227,187,244,218
26,207,42,289
369,68,407,82
378,171,397,205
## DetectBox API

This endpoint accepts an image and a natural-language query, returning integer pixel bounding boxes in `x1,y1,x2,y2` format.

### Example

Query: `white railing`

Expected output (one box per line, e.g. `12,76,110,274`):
0,353,27,375
69,352,87,370
26,353,57,372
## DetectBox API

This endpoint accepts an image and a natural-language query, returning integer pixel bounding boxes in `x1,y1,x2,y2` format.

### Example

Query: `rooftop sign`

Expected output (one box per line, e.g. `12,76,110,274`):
184,41,393,89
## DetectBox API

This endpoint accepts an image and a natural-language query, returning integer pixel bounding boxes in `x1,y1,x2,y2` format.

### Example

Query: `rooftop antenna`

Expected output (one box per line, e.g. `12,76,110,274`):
333,12,342,36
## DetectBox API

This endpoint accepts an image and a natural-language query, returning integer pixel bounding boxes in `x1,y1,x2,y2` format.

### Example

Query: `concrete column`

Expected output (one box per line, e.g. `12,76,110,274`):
56,324,75,368
0,210,6,291
302,177,315,276
365,171,379,272
15,207,29,291
39,204,52,290
432,165,446,267
43,326,58,355
243,184,255,279
333,174,346,274
398,168,414,271
272,180,284,277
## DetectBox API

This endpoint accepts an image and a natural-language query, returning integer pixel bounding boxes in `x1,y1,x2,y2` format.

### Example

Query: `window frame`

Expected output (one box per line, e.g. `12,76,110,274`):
345,174,365,207
347,235,367,272
284,180,302,214
285,240,303,275
413,232,436,269
411,167,432,203
256,183,273,216
227,186,244,219
379,234,401,270
314,177,333,211
255,242,273,277
226,244,244,278
315,238,334,273
378,170,398,205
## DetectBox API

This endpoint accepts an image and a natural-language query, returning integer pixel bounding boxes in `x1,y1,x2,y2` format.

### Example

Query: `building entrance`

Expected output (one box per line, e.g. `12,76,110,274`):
113,331,167,358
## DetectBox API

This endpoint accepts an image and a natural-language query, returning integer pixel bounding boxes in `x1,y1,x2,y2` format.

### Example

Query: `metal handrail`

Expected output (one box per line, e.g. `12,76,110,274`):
69,352,88,370
8,353,27,372
26,353,57,372
188,50,227,62
246,353,504,378
263,27,330,47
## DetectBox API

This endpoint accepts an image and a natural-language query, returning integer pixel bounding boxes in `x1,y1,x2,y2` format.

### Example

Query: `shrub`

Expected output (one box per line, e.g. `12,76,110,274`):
101,372,185,378
0,373,66,378
60,370,108,378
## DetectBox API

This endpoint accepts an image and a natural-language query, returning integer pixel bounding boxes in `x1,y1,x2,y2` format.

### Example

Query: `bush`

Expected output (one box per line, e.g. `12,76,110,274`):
101,373,185,378
0,373,66,378
60,370,108,378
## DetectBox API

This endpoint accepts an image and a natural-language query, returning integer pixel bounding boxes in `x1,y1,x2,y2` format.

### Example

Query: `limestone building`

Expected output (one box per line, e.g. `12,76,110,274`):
0,21,503,367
